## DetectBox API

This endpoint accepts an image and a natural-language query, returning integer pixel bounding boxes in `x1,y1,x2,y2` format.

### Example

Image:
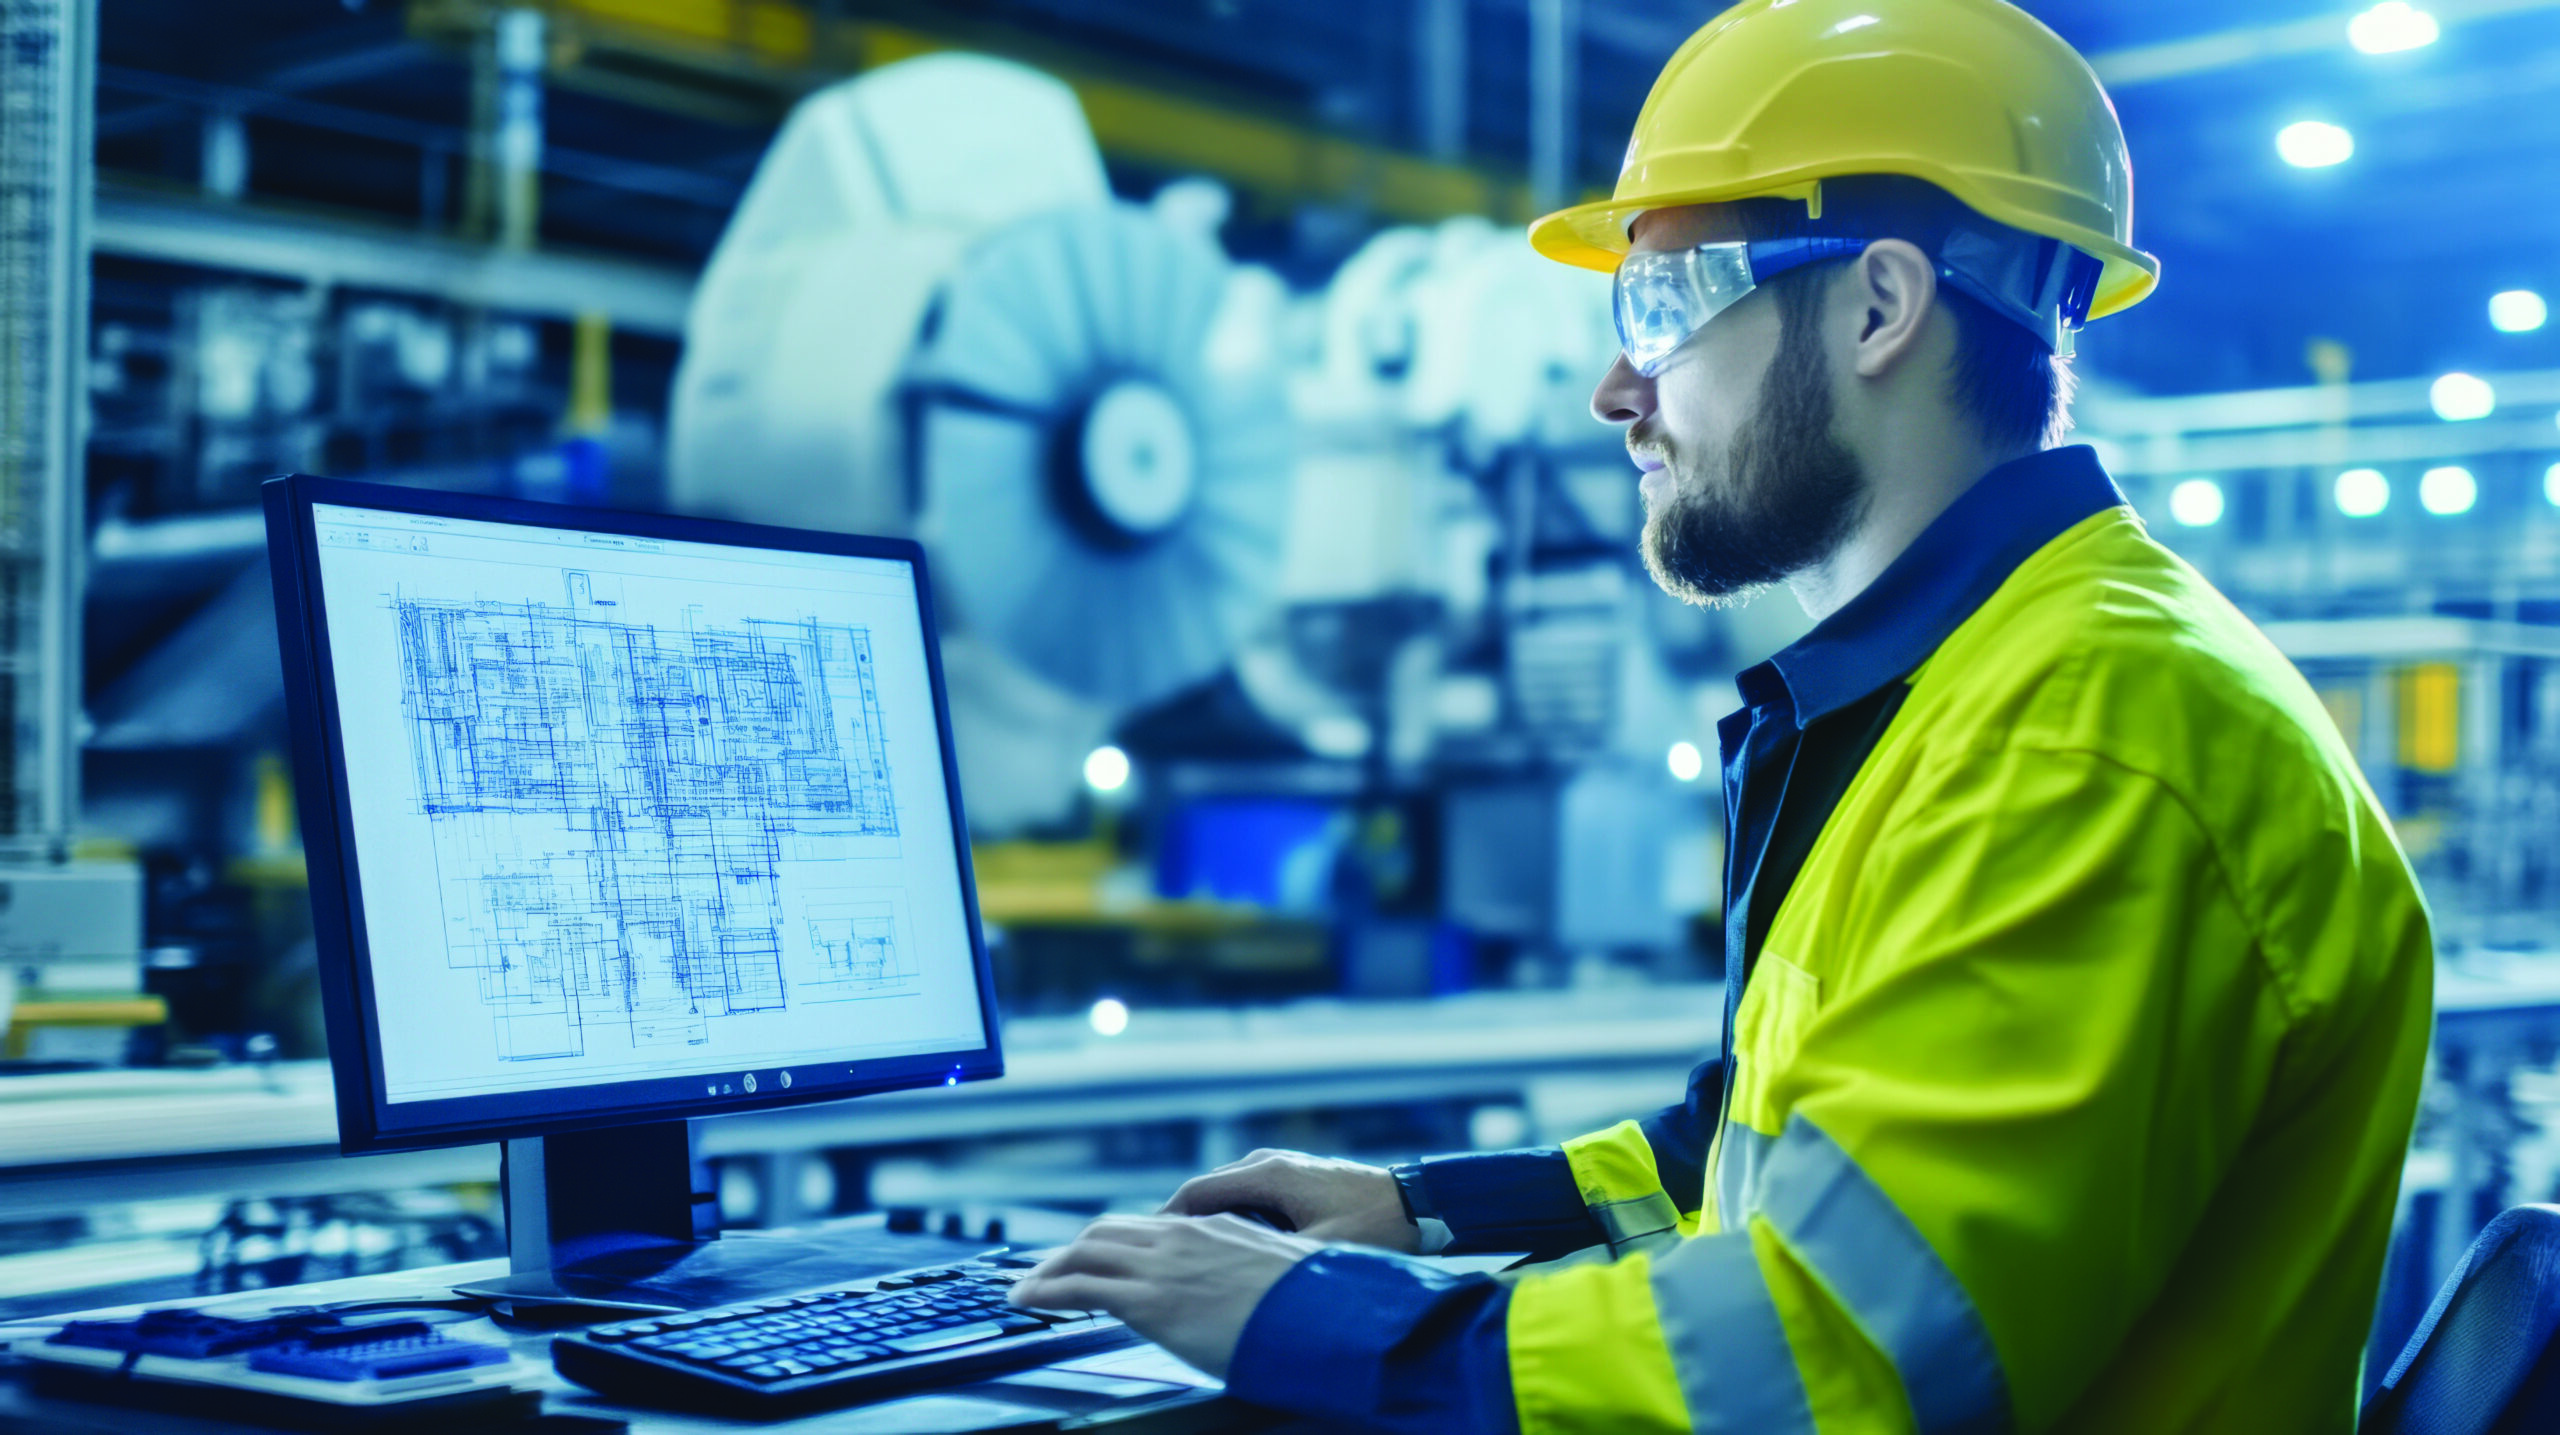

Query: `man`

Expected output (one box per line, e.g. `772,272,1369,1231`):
1009,1,2436,1429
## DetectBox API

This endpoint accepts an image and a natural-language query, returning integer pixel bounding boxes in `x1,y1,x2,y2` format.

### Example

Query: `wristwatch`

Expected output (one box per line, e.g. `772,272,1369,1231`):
1389,1161,1436,1225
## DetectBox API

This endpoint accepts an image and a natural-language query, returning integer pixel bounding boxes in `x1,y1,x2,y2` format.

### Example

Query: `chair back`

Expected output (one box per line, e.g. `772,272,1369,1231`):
2362,1205,2560,1434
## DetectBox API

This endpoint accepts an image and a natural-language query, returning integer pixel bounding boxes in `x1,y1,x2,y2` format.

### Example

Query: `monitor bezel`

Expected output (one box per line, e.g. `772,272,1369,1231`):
264,474,1005,1155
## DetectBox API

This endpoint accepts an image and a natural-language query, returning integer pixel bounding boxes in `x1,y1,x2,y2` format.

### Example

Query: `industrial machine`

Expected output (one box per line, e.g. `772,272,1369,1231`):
668,53,1291,836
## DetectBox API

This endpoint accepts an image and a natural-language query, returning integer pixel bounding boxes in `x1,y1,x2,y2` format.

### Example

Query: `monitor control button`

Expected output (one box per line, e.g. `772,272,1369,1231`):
744,1073,758,1094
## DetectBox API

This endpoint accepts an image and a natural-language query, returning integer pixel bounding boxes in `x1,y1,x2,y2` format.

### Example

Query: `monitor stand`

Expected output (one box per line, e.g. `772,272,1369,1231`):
449,1120,998,1317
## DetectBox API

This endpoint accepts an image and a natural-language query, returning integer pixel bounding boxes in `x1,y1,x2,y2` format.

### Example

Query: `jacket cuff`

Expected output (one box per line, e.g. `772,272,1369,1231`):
1226,1248,1515,1433
1421,1149,1608,1256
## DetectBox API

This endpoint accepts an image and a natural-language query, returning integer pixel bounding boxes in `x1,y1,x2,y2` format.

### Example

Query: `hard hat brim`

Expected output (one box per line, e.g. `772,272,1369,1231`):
1528,166,2161,321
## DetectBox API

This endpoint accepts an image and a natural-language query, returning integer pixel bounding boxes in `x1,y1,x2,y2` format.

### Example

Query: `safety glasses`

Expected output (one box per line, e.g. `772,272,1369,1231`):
1611,237,1868,378
1612,228,2105,376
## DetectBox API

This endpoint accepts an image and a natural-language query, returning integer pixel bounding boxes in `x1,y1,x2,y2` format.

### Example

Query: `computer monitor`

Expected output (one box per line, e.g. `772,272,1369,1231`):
264,474,1002,1301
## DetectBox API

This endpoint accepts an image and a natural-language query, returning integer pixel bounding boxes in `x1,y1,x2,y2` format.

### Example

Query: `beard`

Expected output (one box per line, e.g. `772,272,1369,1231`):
1639,303,1870,608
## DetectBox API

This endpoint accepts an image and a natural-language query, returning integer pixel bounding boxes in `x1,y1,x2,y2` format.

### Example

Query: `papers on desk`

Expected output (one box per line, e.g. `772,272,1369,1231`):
744,1341,1223,1433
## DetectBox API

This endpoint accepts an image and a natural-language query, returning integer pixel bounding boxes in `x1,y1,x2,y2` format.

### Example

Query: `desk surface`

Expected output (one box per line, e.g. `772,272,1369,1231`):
0,1248,1303,1434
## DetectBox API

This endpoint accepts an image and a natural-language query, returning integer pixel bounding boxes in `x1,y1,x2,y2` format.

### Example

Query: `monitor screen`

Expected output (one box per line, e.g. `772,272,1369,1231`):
271,480,999,1151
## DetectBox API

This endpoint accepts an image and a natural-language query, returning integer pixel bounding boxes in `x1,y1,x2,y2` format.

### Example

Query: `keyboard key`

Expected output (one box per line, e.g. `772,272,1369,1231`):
873,1277,916,1290
883,1322,1007,1355
742,1364,791,1382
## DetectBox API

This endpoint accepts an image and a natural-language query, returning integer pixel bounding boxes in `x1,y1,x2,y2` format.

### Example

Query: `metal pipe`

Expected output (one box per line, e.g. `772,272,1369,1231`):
0,0,93,858
199,107,245,201
2090,0,2560,88
1416,0,1467,162
494,8,545,252
1528,0,1577,211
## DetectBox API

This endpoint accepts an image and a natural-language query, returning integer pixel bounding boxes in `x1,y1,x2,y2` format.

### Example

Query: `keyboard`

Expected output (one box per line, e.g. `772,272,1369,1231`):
549,1250,1131,1413
28,1308,537,1420
246,1320,515,1382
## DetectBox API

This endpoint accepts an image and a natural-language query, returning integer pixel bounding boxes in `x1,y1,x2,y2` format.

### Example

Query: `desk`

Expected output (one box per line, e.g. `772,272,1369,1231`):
0,1237,1325,1434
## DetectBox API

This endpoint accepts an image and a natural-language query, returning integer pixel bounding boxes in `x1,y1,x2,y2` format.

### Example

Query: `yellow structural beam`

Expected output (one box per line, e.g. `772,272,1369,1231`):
2397,663,2462,774
409,0,1540,226
6,996,170,1059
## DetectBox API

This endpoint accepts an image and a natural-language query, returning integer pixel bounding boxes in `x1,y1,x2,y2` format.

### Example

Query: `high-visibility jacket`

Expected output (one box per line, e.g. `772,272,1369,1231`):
1225,448,2434,1433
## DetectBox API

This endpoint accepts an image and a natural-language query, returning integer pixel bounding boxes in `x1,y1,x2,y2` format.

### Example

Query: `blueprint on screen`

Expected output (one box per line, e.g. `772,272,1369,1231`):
392,573,916,1061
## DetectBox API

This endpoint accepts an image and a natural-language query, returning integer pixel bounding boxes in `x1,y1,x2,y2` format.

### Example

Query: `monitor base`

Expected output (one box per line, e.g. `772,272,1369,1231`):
487,1124,1004,1314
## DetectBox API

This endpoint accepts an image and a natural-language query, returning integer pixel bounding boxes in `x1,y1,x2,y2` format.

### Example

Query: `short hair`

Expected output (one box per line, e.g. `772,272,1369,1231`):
1724,176,2075,453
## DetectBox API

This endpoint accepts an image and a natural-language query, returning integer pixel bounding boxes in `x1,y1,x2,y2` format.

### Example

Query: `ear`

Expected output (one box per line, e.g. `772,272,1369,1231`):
1846,239,1939,380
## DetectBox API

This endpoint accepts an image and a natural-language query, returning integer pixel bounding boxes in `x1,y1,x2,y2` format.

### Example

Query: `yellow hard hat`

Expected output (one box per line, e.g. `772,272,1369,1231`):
1528,0,2159,321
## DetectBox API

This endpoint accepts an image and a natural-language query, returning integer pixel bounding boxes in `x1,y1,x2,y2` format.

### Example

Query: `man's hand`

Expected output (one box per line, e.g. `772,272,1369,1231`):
1159,1148,1419,1253
1005,1214,1318,1378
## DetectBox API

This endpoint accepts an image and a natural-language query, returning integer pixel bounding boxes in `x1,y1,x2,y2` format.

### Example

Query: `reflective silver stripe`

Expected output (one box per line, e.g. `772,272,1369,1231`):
1648,1230,1814,1434
1592,1190,1682,1252
1758,1117,2012,1435
1715,1122,1776,1228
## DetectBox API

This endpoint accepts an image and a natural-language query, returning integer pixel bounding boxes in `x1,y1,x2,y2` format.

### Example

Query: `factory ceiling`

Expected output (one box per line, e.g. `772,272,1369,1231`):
95,0,2560,397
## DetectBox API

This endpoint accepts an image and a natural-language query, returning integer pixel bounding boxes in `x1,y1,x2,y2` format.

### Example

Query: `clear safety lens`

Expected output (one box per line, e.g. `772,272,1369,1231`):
1614,243,1758,377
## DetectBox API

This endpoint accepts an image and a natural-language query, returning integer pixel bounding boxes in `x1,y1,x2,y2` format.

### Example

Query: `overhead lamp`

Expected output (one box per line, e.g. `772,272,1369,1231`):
2420,465,2477,515
2430,372,2496,421
2277,121,2355,169
2491,290,2549,333
2348,1,2441,54
1083,744,1131,793
1088,997,1130,1037
2169,478,2226,528
2335,468,2390,517
2546,462,2560,508
1666,741,1705,783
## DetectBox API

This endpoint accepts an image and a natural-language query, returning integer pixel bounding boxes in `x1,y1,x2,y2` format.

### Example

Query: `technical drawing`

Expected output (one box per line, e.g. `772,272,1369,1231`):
803,901,917,1001
392,571,912,1061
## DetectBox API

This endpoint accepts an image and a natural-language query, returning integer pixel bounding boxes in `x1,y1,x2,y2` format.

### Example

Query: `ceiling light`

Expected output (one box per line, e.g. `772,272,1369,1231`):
2349,1,2440,54
2431,372,2496,421
1667,741,1704,783
2546,462,2560,508
2277,121,2355,169
2420,465,2477,515
1083,744,1131,793
2335,468,2390,517
2491,290,2549,333
2169,478,2226,528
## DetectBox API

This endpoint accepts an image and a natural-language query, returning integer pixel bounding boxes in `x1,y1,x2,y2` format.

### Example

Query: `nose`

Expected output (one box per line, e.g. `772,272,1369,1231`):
1591,352,1652,427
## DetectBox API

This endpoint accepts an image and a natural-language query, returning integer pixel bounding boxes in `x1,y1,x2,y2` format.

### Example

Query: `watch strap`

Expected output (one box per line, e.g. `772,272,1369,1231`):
1389,1161,1436,1224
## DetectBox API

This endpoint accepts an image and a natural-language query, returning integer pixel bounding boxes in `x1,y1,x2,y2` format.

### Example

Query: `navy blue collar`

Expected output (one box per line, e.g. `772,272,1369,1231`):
1742,444,2125,727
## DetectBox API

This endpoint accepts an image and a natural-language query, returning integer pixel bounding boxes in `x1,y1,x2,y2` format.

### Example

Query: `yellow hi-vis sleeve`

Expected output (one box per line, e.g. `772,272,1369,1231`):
1560,1120,1695,1251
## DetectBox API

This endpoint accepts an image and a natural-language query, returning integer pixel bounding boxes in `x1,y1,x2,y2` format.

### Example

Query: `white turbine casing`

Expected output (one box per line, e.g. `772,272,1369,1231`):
1399,220,1617,449
669,55,1292,831
669,54,1110,536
